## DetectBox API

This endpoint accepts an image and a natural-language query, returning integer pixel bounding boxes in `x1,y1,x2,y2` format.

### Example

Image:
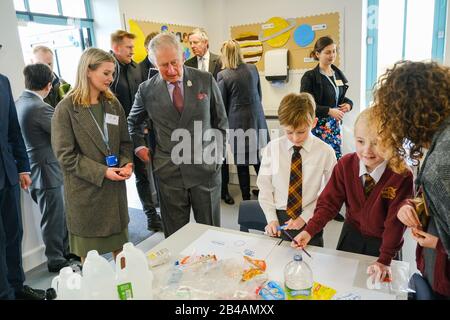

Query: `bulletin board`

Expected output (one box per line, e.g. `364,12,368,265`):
128,19,199,63
230,12,340,71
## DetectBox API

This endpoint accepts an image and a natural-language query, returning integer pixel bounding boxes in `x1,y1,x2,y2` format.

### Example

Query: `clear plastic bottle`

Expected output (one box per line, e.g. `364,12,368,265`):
284,254,313,300
147,248,171,268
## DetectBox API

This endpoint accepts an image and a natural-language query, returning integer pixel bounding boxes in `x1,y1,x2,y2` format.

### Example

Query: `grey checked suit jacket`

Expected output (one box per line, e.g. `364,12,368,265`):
127,66,228,189
16,91,63,189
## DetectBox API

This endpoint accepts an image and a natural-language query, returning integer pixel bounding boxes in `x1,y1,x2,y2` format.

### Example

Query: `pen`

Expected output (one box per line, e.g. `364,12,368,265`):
280,229,312,259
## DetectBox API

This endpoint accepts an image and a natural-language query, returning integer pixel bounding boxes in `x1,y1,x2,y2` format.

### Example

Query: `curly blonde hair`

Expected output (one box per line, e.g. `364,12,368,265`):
372,61,450,173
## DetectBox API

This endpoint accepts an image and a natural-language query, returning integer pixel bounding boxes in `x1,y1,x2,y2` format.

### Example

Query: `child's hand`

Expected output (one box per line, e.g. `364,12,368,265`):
284,216,306,230
291,231,311,249
265,220,280,237
367,261,392,283
397,204,421,228
411,228,438,249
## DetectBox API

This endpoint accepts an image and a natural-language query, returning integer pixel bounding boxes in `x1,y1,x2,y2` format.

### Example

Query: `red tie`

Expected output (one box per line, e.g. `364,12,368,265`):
171,81,184,114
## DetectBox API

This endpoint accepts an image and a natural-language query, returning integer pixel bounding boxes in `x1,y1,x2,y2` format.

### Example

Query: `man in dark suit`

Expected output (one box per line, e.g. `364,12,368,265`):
110,30,161,231
139,32,159,81
31,46,71,108
0,73,45,300
16,64,73,273
128,33,228,237
185,28,234,206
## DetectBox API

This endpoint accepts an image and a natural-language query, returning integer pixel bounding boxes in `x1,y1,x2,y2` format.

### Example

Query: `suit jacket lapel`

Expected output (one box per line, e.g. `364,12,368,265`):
73,104,109,156
179,67,196,128
209,53,217,73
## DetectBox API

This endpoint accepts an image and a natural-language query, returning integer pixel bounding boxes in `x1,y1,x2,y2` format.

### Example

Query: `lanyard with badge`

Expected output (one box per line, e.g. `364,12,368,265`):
88,101,120,167
321,69,340,108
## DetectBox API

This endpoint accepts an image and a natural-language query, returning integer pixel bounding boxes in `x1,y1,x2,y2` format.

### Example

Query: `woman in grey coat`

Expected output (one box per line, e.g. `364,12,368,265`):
217,40,269,200
52,48,133,263
373,61,450,299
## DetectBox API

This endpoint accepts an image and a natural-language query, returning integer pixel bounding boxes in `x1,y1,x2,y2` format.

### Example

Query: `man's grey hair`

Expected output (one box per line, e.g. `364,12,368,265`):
148,33,183,65
190,28,209,42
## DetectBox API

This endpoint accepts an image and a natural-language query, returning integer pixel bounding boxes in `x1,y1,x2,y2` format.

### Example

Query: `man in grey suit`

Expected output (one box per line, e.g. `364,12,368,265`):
128,33,228,237
16,63,71,273
185,28,234,206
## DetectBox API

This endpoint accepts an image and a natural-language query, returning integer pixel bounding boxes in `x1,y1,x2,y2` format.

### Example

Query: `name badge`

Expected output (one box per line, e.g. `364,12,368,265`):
105,113,119,125
335,80,344,86
105,154,119,167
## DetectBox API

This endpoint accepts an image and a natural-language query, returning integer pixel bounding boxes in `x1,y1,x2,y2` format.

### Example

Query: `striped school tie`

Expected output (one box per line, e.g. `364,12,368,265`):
363,173,376,197
286,146,302,219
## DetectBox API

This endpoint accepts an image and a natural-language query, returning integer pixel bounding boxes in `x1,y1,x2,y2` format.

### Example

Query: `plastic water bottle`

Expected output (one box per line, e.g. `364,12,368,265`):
83,250,117,300
51,266,84,300
115,242,154,300
284,254,313,300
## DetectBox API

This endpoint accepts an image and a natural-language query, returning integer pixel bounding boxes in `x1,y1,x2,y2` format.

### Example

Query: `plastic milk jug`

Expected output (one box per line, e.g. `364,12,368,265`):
83,250,117,300
51,266,84,300
284,254,313,300
115,242,154,300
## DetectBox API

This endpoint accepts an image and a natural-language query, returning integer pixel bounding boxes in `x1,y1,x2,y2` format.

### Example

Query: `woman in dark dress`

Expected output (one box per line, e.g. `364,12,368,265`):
217,40,269,200
300,36,352,160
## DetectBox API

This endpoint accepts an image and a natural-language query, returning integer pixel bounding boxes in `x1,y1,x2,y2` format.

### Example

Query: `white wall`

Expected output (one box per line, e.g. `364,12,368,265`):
0,0,46,272
206,0,365,154
118,0,206,30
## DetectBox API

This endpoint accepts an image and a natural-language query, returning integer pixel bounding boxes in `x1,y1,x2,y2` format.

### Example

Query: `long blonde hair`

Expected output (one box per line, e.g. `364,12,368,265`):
70,48,115,107
220,40,244,69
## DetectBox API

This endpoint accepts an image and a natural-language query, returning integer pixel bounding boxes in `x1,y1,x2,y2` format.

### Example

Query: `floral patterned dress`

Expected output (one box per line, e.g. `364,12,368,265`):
312,71,342,159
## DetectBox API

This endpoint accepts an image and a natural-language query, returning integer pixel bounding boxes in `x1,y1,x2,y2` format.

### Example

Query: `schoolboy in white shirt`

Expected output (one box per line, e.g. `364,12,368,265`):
257,93,337,246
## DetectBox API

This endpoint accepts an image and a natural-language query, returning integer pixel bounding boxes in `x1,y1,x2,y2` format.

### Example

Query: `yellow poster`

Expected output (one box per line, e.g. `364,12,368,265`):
128,19,199,63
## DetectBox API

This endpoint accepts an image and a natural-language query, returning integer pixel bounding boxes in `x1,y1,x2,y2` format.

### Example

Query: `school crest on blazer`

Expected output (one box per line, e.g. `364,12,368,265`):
381,187,397,200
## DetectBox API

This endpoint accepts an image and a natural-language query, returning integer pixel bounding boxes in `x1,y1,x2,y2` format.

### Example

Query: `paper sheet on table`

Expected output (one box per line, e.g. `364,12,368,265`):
180,229,279,260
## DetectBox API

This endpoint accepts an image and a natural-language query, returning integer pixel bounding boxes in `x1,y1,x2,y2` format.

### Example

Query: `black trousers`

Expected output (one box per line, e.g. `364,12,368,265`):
221,164,230,196
237,164,260,199
276,210,324,247
0,184,25,300
133,154,158,216
336,221,401,260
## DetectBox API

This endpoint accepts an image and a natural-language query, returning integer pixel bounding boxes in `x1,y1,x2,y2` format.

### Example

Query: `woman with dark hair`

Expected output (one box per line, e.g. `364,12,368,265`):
217,40,269,200
300,36,352,160
373,61,450,299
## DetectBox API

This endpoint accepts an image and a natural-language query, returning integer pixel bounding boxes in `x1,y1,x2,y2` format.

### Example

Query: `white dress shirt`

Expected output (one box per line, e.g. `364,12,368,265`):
257,133,337,224
197,51,210,72
358,159,387,185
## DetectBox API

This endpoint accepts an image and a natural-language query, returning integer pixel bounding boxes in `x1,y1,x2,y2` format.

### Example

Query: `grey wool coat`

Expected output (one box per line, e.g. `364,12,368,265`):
51,95,133,237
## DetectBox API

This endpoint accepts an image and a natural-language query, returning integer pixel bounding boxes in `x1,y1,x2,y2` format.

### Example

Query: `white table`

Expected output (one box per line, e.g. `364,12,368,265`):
144,222,409,300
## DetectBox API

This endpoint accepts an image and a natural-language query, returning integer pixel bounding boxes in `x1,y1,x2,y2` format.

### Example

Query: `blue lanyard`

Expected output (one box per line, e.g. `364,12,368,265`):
88,103,111,155
321,69,339,108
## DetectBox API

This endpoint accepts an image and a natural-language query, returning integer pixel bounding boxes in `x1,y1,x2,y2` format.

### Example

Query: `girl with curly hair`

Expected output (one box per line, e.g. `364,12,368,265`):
373,61,450,299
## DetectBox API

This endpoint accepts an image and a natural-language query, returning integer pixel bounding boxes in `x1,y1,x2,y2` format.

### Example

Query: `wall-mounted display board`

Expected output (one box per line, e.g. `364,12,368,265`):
230,12,340,71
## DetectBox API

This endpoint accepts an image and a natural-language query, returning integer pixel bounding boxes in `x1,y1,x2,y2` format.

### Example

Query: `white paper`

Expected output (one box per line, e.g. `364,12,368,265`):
312,24,327,31
180,229,279,260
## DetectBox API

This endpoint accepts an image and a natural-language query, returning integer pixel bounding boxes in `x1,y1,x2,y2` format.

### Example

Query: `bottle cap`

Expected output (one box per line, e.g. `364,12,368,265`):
294,254,302,261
